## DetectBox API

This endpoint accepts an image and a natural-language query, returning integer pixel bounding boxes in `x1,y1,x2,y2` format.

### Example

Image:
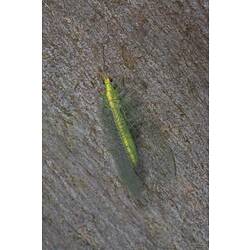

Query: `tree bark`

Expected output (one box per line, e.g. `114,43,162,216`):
43,0,208,249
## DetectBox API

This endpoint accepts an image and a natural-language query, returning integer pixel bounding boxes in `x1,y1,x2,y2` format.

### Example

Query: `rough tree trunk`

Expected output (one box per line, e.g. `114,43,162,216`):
43,0,208,249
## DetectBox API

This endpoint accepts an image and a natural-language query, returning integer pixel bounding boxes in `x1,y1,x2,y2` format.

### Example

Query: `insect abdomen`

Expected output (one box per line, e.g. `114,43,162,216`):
106,83,138,167
114,108,138,167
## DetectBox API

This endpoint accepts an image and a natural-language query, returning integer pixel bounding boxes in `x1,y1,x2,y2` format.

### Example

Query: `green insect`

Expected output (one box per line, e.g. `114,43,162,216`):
97,71,176,199
100,72,139,168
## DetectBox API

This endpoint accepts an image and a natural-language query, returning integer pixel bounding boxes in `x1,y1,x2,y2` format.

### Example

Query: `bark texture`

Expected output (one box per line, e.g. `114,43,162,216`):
43,0,208,249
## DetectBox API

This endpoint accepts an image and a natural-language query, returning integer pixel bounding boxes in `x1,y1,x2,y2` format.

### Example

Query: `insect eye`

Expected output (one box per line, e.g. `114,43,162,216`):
110,78,113,82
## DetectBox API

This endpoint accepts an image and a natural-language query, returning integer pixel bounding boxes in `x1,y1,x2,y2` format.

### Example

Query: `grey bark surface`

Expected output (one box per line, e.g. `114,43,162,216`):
43,0,208,249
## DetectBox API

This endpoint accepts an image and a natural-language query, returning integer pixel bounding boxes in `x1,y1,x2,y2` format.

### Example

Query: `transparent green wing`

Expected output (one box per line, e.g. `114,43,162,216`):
99,96,144,199
99,76,176,198
113,77,176,185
